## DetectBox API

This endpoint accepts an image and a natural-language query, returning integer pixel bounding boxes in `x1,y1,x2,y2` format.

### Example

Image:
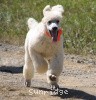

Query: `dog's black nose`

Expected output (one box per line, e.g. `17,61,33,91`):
52,27,58,31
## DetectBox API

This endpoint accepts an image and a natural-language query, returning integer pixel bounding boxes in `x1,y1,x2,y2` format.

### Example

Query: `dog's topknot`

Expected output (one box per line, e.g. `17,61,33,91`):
42,5,64,23
52,5,64,15
43,5,51,16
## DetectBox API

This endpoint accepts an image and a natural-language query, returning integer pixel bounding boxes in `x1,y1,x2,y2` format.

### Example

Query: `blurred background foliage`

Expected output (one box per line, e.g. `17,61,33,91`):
0,0,96,55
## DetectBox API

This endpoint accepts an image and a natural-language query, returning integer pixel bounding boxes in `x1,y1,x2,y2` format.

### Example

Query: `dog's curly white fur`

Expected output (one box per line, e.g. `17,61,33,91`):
23,5,64,87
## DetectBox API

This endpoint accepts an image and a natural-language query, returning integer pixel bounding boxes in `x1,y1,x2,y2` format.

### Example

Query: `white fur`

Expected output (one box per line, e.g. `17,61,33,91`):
27,18,38,30
23,5,64,86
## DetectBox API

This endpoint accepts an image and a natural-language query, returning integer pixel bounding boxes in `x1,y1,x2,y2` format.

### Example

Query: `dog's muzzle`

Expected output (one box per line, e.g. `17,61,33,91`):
46,28,62,42
49,27,58,42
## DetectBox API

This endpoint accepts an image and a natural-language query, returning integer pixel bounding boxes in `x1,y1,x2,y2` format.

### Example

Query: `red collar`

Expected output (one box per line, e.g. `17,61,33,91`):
46,28,63,41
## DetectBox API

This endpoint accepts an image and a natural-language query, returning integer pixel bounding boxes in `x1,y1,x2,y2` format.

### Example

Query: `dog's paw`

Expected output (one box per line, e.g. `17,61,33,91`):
51,83,59,89
49,74,57,81
49,74,59,89
25,79,31,87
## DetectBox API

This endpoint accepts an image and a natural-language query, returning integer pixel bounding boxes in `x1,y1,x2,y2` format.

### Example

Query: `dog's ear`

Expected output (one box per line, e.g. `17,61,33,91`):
43,5,51,16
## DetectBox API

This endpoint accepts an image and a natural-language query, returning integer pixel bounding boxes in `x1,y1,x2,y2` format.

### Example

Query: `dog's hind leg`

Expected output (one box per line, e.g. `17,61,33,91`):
29,50,48,74
23,45,34,87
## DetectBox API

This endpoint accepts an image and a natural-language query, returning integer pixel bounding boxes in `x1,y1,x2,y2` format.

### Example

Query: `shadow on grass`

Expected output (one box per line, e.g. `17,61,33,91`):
33,86,96,100
0,66,23,73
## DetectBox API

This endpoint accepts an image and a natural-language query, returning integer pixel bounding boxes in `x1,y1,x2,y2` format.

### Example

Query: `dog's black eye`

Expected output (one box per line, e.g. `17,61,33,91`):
56,20,59,24
48,21,52,25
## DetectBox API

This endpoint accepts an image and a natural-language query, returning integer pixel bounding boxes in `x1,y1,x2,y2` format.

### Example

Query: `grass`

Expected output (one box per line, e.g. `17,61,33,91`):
0,0,96,55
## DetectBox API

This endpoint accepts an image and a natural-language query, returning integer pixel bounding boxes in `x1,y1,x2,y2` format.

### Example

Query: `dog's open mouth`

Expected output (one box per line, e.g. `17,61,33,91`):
49,30,58,42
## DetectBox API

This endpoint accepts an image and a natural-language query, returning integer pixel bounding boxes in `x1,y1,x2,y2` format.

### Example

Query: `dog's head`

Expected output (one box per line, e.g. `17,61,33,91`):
42,5,64,42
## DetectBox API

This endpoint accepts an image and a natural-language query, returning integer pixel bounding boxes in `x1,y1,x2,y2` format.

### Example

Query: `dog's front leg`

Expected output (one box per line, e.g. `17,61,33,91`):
47,52,64,88
29,50,48,74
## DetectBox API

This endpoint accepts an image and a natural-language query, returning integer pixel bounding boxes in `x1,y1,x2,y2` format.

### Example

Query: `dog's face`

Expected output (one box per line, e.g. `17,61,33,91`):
46,19,60,42
42,5,64,42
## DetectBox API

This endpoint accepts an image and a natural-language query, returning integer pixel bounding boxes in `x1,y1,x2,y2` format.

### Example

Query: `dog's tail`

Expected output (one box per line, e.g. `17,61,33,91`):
27,18,38,30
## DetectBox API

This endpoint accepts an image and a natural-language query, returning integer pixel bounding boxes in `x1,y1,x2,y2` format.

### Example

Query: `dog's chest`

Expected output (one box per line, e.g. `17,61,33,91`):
34,37,60,57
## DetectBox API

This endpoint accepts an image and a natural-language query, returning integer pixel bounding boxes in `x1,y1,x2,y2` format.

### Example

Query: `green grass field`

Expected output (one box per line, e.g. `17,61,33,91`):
0,0,96,55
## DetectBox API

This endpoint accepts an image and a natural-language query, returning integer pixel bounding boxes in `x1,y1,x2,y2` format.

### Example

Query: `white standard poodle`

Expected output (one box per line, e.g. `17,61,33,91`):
23,5,64,87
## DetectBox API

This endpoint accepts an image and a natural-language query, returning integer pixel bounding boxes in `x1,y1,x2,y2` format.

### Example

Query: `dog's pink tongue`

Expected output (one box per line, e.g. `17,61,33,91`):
52,37,57,42
52,31,58,42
